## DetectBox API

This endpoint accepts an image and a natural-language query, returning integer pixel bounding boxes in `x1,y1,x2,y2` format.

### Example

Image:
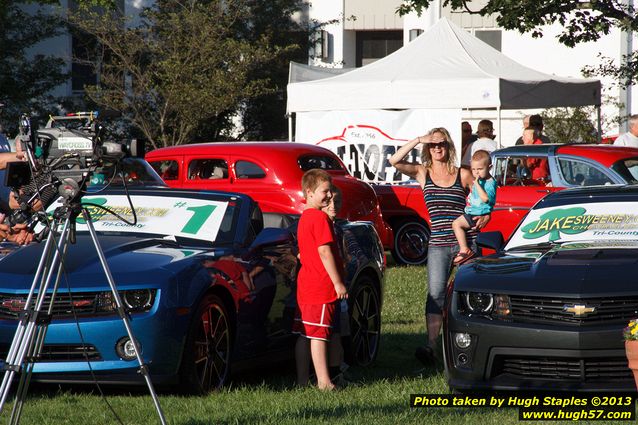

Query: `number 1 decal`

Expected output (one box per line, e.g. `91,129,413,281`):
182,205,217,234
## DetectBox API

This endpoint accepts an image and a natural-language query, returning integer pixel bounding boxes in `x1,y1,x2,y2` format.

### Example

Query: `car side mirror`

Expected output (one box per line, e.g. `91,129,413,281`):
248,228,294,253
476,231,504,251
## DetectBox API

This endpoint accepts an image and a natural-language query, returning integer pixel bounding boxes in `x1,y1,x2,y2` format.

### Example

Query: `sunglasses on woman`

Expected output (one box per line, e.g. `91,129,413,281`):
428,141,448,149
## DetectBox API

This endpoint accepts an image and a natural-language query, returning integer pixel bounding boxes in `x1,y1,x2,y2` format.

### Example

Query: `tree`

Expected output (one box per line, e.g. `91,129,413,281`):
0,1,68,136
68,0,277,149
235,0,307,141
397,0,638,85
541,107,598,143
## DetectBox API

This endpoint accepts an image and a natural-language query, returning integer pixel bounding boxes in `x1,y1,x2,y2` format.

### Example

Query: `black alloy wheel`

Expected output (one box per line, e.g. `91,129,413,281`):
391,219,430,265
346,278,381,367
180,294,231,393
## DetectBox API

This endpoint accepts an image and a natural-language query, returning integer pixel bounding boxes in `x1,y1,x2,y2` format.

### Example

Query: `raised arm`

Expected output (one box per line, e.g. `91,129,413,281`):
389,136,429,179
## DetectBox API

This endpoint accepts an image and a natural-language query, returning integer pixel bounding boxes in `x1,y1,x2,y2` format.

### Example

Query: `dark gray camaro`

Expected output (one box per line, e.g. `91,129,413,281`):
444,185,638,392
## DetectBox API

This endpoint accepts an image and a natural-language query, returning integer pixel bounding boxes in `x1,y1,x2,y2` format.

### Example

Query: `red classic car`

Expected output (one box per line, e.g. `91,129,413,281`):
145,142,393,248
376,143,638,265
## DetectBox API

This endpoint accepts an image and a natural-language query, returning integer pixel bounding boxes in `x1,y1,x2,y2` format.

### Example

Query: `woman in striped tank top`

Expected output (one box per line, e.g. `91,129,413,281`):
389,127,490,366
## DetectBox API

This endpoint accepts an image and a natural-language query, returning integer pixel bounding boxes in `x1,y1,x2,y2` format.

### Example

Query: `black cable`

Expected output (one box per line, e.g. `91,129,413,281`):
81,171,138,226
53,227,126,425
23,211,126,425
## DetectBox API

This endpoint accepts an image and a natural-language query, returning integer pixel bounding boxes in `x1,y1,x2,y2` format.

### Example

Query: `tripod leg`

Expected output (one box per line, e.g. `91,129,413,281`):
82,209,167,425
10,234,72,425
0,218,71,415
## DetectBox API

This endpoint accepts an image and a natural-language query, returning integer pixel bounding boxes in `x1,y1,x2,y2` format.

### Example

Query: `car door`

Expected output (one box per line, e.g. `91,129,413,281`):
234,209,299,357
229,155,299,213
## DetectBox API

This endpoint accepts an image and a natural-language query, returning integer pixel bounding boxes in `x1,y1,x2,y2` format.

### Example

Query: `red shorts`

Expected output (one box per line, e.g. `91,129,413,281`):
292,302,339,341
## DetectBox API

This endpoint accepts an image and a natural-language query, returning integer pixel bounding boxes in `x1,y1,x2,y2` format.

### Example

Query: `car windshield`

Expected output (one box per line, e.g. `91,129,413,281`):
611,158,638,184
505,200,638,250
87,158,166,189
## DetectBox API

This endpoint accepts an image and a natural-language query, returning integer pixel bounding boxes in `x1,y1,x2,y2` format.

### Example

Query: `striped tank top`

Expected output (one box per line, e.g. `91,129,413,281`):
423,169,476,247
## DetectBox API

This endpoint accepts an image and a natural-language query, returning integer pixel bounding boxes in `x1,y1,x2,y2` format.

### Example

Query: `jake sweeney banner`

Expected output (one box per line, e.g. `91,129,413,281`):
295,109,462,183
507,202,638,249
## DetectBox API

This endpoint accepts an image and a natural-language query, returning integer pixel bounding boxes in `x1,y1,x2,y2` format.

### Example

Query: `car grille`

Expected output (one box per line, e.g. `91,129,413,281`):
509,295,638,325
494,356,632,382
0,292,115,319
0,344,102,362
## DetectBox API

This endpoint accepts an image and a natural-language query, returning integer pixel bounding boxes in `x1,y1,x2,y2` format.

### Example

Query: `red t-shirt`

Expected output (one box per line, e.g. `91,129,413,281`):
297,208,340,305
526,139,549,180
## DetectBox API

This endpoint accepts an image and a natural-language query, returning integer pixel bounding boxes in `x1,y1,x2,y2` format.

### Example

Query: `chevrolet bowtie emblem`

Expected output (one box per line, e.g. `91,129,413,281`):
563,304,596,317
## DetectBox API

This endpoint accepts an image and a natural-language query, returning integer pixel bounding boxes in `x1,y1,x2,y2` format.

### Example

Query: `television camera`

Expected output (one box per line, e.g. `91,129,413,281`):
0,111,166,424
4,111,144,227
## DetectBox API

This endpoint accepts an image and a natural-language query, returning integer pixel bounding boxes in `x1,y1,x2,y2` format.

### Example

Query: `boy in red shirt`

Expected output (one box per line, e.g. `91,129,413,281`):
294,169,348,390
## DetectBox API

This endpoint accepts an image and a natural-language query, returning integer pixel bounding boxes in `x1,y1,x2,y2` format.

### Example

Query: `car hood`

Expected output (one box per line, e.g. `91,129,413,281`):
455,241,638,296
0,234,220,291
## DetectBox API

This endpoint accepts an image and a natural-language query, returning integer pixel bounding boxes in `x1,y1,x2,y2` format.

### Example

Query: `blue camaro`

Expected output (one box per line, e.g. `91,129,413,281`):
0,159,384,393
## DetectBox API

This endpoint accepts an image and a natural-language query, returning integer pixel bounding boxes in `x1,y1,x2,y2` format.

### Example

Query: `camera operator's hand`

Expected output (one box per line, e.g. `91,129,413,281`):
0,152,23,170
8,191,18,210
0,222,32,245
9,191,43,212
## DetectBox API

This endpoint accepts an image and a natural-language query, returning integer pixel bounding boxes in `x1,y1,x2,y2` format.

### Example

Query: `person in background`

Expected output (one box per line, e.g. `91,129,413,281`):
460,121,477,168
516,114,550,145
529,114,551,144
0,126,12,204
522,126,550,182
389,128,490,366
470,120,498,156
321,186,349,385
515,115,531,145
613,114,638,147
294,169,347,390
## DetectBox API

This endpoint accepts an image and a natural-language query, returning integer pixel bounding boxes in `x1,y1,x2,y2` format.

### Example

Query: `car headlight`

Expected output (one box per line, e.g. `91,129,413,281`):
465,292,494,313
460,292,511,319
122,289,155,311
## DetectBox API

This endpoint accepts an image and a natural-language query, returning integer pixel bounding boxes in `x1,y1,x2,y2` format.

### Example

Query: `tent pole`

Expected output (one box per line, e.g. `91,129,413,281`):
596,105,602,143
497,107,502,148
288,113,293,142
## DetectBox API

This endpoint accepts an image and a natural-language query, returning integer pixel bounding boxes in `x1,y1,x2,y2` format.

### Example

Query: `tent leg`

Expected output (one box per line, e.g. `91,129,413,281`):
496,107,502,149
288,114,293,142
596,105,602,143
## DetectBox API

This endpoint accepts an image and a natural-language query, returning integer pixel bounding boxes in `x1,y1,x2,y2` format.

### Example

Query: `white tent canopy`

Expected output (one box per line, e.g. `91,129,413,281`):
288,62,350,84
287,17,601,113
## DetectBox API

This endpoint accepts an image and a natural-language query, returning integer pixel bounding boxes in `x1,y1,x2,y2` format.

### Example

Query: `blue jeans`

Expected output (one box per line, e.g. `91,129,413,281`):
426,240,478,316
425,245,458,316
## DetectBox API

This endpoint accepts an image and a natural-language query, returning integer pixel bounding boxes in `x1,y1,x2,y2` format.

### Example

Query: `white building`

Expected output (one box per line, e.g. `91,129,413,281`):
34,0,147,99
306,0,637,146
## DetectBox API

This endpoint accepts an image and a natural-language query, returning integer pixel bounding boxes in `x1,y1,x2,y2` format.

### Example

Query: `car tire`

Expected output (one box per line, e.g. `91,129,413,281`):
391,219,430,266
179,294,232,394
345,277,381,367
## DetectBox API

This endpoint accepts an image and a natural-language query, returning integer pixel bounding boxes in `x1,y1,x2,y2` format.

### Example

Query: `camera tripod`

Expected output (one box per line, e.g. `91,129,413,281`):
0,201,167,425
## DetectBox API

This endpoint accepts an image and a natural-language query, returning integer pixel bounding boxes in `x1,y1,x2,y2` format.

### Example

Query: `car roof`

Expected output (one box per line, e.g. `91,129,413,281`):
493,143,638,167
146,141,337,158
556,144,638,166
537,184,638,208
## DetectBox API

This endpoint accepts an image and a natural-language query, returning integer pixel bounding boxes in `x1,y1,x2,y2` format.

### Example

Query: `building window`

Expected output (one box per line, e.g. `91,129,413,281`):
71,30,98,93
474,30,502,51
356,31,403,67
409,29,423,42
321,30,330,61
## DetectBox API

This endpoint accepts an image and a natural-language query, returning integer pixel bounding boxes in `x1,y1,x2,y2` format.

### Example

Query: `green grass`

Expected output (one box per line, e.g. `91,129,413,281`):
0,265,630,424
